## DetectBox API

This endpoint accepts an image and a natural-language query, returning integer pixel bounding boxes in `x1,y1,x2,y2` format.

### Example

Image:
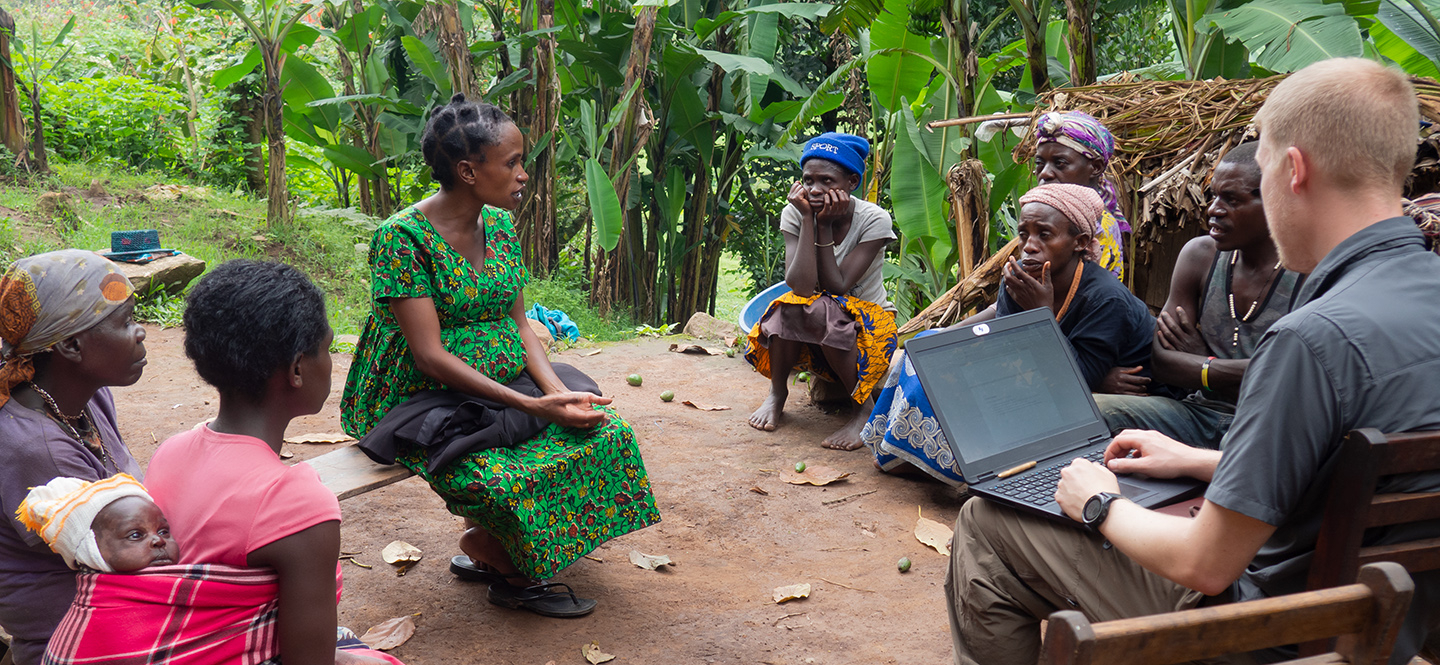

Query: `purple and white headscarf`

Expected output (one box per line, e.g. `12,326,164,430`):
1035,111,1130,233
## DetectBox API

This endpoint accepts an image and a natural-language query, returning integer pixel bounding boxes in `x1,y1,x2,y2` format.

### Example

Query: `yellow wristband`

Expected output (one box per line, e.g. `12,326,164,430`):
1201,356,1216,391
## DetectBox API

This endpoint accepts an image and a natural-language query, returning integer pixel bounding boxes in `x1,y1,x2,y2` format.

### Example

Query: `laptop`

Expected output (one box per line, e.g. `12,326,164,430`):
906,307,1205,524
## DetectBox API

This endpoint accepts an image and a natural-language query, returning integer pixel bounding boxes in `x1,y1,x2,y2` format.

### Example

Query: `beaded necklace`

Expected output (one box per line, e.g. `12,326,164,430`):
28,382,110,471
1226,250,1283,350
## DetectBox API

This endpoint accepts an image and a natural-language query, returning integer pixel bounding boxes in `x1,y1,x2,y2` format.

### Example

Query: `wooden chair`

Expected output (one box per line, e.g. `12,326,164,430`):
1041,562,1414,665
1300,429,1440,657
1308,429,1440,591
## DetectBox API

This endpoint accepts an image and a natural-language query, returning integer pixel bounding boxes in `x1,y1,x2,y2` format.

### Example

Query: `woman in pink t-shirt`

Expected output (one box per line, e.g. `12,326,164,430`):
148,261,396,665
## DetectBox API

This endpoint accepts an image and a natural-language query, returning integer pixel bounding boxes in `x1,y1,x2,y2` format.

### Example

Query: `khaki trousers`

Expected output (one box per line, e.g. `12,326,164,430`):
946,498,1254,665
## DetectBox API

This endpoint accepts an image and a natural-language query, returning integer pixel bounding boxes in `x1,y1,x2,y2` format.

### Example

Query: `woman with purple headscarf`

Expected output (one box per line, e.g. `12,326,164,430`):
1033,111,1129,280
862,184,1158,485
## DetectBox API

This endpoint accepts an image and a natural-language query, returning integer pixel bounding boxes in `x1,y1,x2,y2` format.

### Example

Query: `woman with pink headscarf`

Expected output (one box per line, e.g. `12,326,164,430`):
862,184,1159,485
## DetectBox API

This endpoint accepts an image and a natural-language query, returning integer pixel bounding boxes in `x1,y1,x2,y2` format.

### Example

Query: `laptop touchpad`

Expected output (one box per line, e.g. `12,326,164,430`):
1117,479,1155,501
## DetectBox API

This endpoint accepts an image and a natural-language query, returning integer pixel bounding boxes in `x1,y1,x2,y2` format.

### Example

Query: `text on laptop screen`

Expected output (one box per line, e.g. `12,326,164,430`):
920,321,1098,464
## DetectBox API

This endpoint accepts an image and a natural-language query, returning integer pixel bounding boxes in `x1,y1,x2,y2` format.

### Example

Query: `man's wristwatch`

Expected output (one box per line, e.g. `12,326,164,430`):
1081,492,1125,532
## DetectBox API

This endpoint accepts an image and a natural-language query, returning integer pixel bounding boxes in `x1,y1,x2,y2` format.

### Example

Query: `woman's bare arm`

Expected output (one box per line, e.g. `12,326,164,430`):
246,522,342,665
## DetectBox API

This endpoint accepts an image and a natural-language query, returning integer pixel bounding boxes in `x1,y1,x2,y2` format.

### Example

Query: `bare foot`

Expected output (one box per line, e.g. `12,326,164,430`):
748,387,787,431
821,402,872,451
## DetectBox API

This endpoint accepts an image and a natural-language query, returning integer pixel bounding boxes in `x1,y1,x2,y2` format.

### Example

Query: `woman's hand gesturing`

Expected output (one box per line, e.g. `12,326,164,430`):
532,392,612,429
1003,258,1055,313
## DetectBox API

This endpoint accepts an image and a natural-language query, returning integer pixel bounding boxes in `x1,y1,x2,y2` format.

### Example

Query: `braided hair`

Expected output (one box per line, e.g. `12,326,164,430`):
421,93,514,190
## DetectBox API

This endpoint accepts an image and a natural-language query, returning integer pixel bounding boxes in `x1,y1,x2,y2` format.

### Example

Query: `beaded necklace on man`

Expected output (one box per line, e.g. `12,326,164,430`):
1226,250,1283,350
27,382,110,471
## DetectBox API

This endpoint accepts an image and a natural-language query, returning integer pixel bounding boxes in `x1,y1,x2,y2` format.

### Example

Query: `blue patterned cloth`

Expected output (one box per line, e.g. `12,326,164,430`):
861,330,966,486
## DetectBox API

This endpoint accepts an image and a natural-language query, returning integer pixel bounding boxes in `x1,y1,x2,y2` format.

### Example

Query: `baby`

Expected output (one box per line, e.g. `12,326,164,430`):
16,474,178,572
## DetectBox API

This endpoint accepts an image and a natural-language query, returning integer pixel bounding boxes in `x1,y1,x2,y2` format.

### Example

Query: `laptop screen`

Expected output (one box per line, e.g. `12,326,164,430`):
913,315,1101,468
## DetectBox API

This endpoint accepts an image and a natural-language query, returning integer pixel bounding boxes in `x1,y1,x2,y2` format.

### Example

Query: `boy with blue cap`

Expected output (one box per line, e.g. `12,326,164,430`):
744,132,898,451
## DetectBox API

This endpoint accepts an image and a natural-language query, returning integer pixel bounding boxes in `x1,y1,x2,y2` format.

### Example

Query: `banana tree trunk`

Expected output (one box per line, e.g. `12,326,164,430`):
1064,0,1097,86
21,81,45,173
260,43,290,227
520,0,559,276
590,6,657,317
438,0,473,98
0,8,28,169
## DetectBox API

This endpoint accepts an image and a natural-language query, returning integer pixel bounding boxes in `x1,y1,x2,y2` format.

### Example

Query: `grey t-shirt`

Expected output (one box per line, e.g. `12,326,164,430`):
0,389,140,665
1205,218,1440,662
780,198,897,311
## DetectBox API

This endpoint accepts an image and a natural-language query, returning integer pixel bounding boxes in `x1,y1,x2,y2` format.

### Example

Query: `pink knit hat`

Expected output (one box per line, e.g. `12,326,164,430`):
1018,183,1105,263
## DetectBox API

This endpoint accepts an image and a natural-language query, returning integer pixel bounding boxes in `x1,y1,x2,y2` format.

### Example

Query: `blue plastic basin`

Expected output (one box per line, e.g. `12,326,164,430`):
738,281,792,334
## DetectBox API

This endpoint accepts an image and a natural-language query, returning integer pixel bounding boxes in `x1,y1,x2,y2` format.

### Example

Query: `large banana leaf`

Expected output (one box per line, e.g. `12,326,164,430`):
1373,19,1440,75
745,0,779,117
891,102,952,270
867,0,937,113
1200,0,1362,73
821,0,884,37
281,55,341,132
585,158,625,252
212,46,261,89
401,35,453,100
694,2,831,41
1378,0,1440,69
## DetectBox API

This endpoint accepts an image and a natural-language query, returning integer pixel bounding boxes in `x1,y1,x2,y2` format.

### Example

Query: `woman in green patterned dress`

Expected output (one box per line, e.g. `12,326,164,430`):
340,95,659,618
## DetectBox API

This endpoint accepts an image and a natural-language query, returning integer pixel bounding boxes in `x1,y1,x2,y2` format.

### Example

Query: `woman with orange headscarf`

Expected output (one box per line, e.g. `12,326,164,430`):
0,250,147,665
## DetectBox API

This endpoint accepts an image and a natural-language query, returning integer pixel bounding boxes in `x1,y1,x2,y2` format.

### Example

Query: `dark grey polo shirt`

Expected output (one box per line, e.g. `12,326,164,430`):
1205,217,1440,662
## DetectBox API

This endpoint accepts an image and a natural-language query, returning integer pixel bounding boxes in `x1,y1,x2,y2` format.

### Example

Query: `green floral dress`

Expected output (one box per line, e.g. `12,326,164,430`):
341,206,660,580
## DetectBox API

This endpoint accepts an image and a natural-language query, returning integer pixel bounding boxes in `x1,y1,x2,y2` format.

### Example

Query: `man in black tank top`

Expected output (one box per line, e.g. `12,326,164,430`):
1093,142,1302,449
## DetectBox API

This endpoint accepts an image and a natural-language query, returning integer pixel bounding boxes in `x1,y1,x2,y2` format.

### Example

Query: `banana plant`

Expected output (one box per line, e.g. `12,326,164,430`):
7,16,76,173
188,0,319,226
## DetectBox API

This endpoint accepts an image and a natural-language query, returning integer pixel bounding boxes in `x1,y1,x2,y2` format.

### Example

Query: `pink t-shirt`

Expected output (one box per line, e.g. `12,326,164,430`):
146,425,341,566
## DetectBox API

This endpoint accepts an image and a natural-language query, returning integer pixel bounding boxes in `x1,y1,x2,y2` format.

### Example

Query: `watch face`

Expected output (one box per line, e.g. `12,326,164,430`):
1083,496,1103,522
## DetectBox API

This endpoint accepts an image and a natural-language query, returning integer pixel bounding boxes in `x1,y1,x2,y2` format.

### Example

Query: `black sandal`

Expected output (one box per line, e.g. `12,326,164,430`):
487,581,598,618
449,555,530,585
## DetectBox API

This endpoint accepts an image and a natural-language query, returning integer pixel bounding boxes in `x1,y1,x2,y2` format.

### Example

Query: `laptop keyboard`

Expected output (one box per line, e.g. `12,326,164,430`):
992,449,1106,506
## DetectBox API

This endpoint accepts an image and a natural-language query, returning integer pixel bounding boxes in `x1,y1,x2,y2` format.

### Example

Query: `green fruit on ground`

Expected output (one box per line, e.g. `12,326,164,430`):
626,373,643,386
725,348,736,358
795,461,806,473
898,557,912,573
796,371,811,382
660,390,675,402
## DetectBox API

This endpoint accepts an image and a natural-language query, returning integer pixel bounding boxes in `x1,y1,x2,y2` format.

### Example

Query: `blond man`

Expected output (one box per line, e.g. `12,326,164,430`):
948,57,1440,665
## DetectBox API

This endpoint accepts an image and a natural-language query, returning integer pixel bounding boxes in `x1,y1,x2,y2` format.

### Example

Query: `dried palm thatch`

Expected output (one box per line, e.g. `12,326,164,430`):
903,74,1440,334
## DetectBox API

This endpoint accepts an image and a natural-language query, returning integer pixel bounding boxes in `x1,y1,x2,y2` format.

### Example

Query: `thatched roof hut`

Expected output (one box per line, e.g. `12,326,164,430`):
900,74,1440,336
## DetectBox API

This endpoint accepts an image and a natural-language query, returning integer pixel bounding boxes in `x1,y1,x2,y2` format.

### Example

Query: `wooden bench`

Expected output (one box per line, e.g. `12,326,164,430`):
1042,562,1415,665
303,445,414,501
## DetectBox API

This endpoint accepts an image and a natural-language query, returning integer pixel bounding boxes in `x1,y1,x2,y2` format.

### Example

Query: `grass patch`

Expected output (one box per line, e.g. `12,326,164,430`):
2,161,639,345
1,162,373,335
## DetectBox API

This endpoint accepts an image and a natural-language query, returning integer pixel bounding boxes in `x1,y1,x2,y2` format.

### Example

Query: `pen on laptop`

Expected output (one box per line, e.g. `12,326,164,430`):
997,461,1037,479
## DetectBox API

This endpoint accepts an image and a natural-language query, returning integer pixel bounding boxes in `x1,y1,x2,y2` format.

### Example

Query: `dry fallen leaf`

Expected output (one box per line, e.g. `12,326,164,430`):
749,486,769,496
682,400,732,411
381,541,423,565
581,642,615,664
628,550,673,570
915,515,954,556
723,335,738,347
780,465,851,486
284,432,354,444
359,615,416,650
279,447,294,460
772,583,811,604
668,343,726,356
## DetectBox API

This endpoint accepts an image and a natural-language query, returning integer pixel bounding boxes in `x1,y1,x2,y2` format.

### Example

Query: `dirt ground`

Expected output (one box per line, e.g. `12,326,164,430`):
110,327,967,665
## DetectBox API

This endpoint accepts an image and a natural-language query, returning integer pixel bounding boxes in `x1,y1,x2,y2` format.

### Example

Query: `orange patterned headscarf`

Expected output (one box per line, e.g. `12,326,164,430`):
0,250,134,407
